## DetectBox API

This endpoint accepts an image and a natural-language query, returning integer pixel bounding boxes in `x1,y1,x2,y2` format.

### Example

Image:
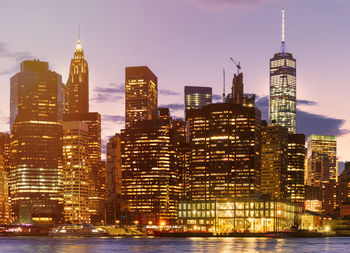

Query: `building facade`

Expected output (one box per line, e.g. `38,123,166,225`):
0,155,10,224
184,86,212,115
306,135,337,186
186,73,261,201
287,134,305,204
261,123,288,200
9,60,64,224
125,66,157,128
66,39,89,113
62,113,105,224
62,120,90,224
121,109,180,225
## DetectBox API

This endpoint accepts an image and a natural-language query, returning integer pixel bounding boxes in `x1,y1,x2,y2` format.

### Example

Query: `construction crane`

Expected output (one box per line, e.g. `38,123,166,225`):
230,58,241,76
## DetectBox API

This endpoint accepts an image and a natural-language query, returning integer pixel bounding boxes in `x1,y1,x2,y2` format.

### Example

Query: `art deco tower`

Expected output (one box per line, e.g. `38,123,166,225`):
270,9,296,133
67,37,89,113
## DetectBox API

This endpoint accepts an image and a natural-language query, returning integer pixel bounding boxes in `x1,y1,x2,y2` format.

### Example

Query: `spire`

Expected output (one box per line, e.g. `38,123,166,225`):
281,8,285,56
74,22,84,59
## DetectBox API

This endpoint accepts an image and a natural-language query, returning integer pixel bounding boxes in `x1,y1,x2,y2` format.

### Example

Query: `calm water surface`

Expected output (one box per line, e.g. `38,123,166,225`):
0,237,349,253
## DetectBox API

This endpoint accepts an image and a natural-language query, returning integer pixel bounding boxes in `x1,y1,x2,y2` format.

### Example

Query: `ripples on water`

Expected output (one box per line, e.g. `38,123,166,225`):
0,237,350,253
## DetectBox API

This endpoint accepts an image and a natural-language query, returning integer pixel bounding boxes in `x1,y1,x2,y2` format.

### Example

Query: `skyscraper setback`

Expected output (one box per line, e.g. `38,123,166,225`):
66,38,89,113
125,66,158,128
9,60,64,224
270,9,296,133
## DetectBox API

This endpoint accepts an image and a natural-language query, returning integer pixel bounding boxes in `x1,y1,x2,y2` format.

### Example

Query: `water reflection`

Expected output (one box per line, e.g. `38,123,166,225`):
0,237,349,253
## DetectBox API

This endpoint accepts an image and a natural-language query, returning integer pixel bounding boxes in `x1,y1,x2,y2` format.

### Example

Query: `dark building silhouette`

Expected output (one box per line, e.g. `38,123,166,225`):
125,66,157,128
9,60,64,224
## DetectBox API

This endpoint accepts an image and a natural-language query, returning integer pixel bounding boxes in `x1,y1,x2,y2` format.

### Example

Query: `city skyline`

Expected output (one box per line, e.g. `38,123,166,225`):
0,0,350,167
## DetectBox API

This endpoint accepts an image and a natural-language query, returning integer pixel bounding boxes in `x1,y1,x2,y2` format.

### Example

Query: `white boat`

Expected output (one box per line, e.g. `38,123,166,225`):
50,223,106,237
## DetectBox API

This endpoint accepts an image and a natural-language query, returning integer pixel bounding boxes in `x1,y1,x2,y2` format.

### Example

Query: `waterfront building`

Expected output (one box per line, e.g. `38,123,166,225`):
9,60,64,224
321,182,350,216
186,72,261,201
269,9,296,133
306,135,337,186
121,108,180,225
178,199,301,233
62,120,90,223
125,66,157,128
184,86,212,116
66,38,89,113
106,134,122,225
287,134,306,204
0,155,10,224
304,185,322,213
261,122,288,200
62,113,105,224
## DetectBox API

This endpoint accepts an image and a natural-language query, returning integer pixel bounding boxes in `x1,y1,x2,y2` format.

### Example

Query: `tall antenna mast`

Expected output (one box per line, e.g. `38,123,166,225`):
78,21,81,43
281,8,285,55
223,68,226,103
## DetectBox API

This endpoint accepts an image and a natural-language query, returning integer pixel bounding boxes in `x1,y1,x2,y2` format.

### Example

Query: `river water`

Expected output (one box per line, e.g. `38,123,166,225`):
0,237,349,252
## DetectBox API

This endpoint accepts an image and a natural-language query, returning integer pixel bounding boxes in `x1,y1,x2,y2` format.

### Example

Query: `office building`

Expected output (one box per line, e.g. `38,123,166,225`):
184,86,212,115
306,135,337,186
66,38,89,113
287,134,305,204
270,9,296,133
9,60,64,224
62,120,90,224
261,122,288,200
0,155,10,224
125,66,157,128
186,72,261,201
121,108,180,225
62,113,105,224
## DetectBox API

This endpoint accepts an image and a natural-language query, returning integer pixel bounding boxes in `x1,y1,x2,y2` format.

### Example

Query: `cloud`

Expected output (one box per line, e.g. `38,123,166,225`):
159,103,184,111
0,41,34,76
102,115,125,124
184,0,278,11
91,83,124,103
255,95,349,137
213,94,223,102
159,89,181,96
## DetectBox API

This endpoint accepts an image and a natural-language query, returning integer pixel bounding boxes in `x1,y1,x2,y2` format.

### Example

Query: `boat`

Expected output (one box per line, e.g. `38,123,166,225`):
49,223,106,237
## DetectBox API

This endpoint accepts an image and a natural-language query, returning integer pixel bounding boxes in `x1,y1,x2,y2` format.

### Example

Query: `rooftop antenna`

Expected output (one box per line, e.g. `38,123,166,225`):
223,68,226,103
281,8,285,56
78,21,81,43
230,58,241,76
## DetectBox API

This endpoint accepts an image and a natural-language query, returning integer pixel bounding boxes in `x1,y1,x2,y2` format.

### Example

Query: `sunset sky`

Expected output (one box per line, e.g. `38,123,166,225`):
0,0,349,169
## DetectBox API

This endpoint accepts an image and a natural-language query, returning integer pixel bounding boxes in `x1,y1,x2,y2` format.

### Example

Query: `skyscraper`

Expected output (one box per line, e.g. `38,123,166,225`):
66,38,89,113
9,60,64,224
261,122,288,200
62,120,90,224
287,134,305,204
125,66,157,128
106,134,122,225
62,113,105,224
184,86,212,111
186,72,261,201
0,155,10,224
270,9,296,133
121,109,180,225
306,135,337,186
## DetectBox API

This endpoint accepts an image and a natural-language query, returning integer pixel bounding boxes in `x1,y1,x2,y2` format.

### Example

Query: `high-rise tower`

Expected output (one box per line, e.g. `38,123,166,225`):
270,9,296,133
67,36,89,113
9,60,64,224
125,66,158,128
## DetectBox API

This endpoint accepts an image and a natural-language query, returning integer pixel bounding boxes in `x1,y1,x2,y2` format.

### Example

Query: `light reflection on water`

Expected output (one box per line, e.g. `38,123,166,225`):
0,237,349,253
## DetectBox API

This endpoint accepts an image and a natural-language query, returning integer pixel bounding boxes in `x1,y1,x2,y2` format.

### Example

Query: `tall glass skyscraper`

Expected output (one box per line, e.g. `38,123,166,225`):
270,9,296,133
184,86,212,111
